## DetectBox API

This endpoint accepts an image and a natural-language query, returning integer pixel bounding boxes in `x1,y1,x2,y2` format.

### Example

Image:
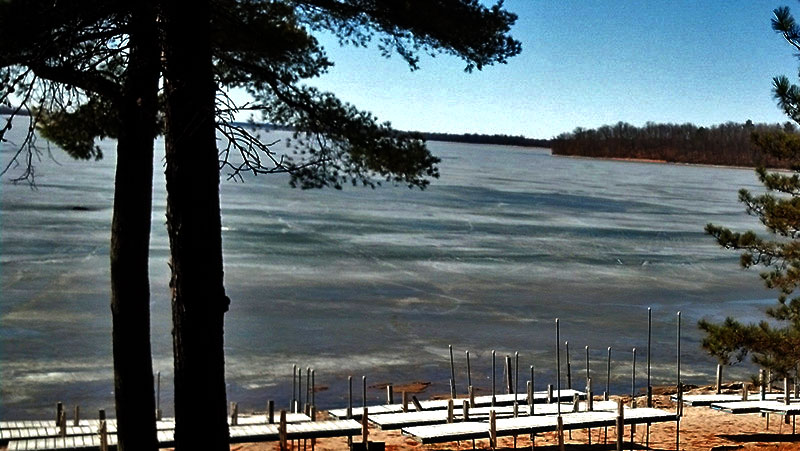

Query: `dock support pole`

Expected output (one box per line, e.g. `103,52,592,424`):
527,381,533,414
676,311,682,418
515,352,520,396
447,399,454,423
469,385,475,407
268,400,275,424
631,347,637,407
306,367,311,414
606,347,612,401
630,415,636,450
528,365,536,415
466,350,472,390
506,355,513,395
449,345,457,399
402,391,408,413
73,405,80,427
386,384,394,405
586,345,590,386
557,414,565,451
56,402,63,427
99,419,108,451
362,376,367,409
230,401,238,426
760,369,766,400
716,364,723,395
566,341,572,390
156,371,162,421
292,364,297,411
587,380,593,444
492,350,497,406
361,407,369,445
59,409,66,437
647,307,652,407
298,367,303,413
556,318,562,415
347,376,353,419
490,409,497,450
616,398,624,451
279,410,287,451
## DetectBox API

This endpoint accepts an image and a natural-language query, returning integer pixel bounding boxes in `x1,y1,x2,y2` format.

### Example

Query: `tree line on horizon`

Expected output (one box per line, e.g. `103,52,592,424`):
233,121,551,147
551,120,798,168
419,131,549,147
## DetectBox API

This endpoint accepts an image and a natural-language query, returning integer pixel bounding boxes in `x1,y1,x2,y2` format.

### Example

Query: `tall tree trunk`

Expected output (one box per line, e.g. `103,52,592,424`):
162,0,230,449
109,2,160,450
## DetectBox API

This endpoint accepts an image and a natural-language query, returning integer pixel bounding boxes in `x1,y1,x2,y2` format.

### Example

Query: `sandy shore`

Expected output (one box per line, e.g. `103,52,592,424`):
4,385,796,450
225,386,800,451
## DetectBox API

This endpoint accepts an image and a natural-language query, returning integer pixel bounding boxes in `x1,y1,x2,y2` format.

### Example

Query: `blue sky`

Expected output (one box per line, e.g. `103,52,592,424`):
238,0,800,139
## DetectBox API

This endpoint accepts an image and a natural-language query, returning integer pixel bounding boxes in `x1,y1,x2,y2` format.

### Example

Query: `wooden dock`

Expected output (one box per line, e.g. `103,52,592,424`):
711,400,800,415
0,414,309,442
402,407,677,444
369,400,619,430
4,419,360,451
327,389,586,419
673,393,789,406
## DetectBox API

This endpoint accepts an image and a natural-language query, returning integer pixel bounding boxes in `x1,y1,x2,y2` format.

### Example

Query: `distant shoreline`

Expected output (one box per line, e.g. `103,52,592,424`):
552,153,766,171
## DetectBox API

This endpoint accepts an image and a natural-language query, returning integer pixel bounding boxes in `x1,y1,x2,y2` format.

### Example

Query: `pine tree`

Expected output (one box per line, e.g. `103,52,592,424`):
1,2,161,450
165,2,521,448
2,1,521,449
701,5,800,379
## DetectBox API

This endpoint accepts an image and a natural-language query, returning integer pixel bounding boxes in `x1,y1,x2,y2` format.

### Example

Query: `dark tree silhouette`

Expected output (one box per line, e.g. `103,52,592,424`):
0,1,161,450
2,0,521,449
700,5,800,379
166,1,521,448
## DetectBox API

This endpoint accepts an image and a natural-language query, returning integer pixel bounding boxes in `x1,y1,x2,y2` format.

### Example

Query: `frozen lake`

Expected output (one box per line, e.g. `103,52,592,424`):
0,119,774,418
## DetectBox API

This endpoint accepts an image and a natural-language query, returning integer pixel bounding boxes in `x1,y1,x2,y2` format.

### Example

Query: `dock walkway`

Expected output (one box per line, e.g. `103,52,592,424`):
4,419,360,451
673,393,788,406
0,414,310,442
327,389,585,419
402,407,677,444
369,400,618,430
711,400,800,415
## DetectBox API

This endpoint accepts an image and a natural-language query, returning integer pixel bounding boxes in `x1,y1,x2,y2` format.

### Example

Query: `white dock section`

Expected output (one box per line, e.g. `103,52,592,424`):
711,400,800,414
228,419,361,443
5,419,360,451
0,420,175,441
673,393,789,406
0,419,175,433
327,389,586,419
369,400,618,430
0,414,309,442
758,401,800,415
402,407,677,444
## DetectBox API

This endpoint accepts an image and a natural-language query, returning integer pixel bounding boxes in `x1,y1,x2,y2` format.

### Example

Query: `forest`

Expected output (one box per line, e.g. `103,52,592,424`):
551,120,797,168
420,131,550,147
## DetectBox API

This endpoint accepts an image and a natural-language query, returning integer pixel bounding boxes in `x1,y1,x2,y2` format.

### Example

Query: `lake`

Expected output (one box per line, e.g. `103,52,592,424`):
0,119,774,419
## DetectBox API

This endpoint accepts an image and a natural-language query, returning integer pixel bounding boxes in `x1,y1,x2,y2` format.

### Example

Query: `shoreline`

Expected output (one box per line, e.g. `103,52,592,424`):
227,386,800,451
3,384,800,450
551,153,785,172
